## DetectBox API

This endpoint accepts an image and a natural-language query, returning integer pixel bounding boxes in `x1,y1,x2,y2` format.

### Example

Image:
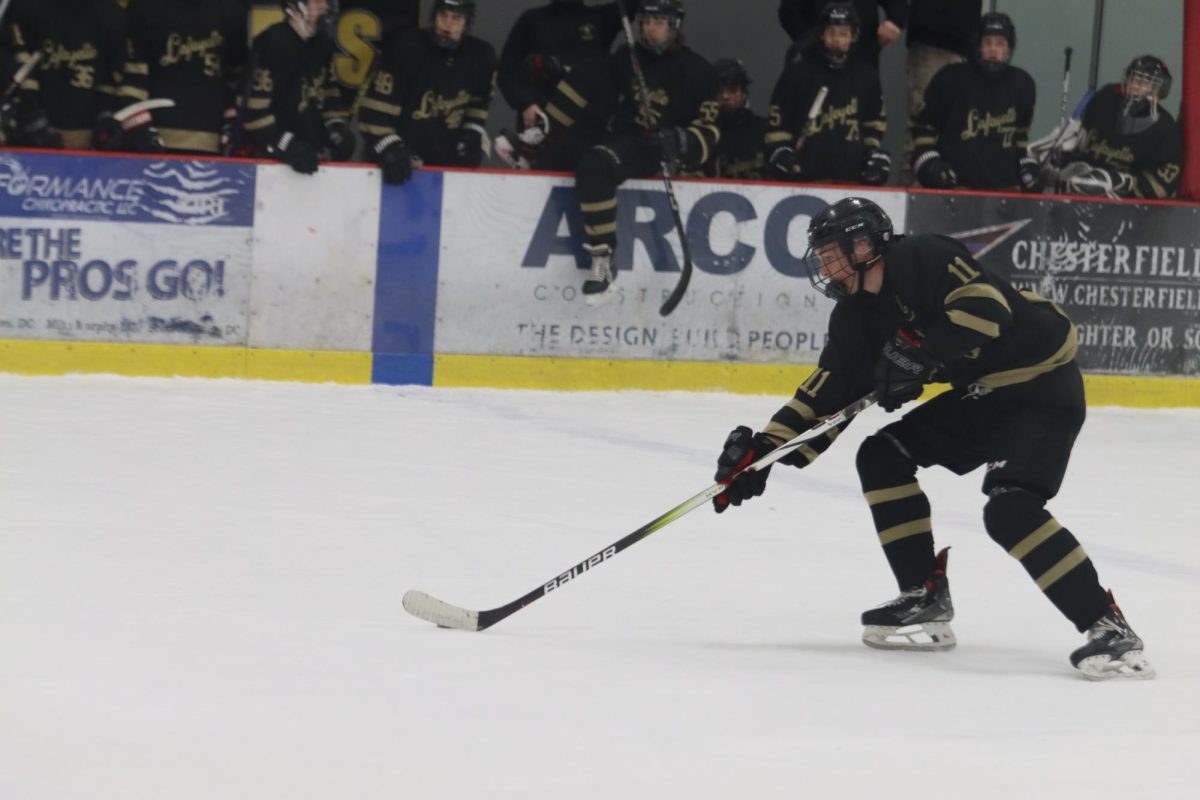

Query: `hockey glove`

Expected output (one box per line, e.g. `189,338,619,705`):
324,117,358,161
92,111,124,151
861,148,892,186
374,134,413,185
769,145,799,180
125,123,165,153
874,331,940,412
522,53,565,83
454,126,484,166
271,132,319,175
713,427,780,513
18,108,63,149
653,126,694,170
1017,156,1041,193
913,151,957,189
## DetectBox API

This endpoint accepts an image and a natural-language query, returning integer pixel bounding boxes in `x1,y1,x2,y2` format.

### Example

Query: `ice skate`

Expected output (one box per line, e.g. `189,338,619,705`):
582,243,616,305
862,547,956,651
1070,591,1155,680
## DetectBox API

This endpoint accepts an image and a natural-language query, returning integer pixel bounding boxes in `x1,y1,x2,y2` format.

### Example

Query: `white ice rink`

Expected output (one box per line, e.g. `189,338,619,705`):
2,374,1198,799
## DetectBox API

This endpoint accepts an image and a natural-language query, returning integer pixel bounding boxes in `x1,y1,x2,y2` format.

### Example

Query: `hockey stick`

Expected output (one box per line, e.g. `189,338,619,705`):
403,392,878,631
1046,47,1073,165
795,86,828,158
1,51,40,105
614,1,693,318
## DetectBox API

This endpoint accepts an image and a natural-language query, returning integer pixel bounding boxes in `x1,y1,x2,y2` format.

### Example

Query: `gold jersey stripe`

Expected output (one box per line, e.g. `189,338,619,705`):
360,97,401,116
243,114,276,131
159,128,220,154
360,123,397,136
1035,545,1089,590
246,97,272,110
123,62,149,75
878,518,932,546
117,85,150,101
1007,518,1063,560
546,103,574,127
974,320,1078,390
559,82,588,109
580,197,617,213
864,482,923,506
945,282,1012,312
947,309,1001,339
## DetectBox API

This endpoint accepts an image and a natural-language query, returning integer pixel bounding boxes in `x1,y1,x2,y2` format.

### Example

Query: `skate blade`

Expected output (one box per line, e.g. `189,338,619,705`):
863,622,957,651
582,279,616,307
1077,650,1156,681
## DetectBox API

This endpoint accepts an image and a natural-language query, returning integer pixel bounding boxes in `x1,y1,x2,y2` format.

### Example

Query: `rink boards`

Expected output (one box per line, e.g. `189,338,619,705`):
1,150,1198,406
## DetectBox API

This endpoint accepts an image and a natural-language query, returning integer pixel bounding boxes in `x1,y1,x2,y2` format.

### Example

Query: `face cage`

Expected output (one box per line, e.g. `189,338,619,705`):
804,233,884,301
1123,70,1164,117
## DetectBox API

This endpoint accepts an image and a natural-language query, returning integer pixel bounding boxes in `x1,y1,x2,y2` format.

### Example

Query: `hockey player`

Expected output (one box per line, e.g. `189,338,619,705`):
119,0,249,155
496,0,637,171
910,12,1038,191
778,0,906,70
696,58,767,180
567,0,719,302
710,197,1153,680
359,0,497,186
243,0,350,175
765,3,890,186
3,0,125,150
1055,55,1182,200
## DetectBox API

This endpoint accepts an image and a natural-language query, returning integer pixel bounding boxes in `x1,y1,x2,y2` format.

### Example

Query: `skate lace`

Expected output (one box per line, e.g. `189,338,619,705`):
879,586,926,609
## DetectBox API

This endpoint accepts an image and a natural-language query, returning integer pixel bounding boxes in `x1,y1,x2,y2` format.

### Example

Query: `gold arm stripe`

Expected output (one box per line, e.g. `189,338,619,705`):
580,198,617,213
863,137,883,149
97,84,119,98
60,129,93,149
864,482,923,506
464,108,489,121
765,131,792,144
246,97,272,110
762,421,800,441
1035,545,1089,590
878,518,932,546
784,397,818,422
20,78,39,91
947,309,1001,339
359,123,397,136
559,82,588,109
796,444,820,464
117,85,150,101
912,135,937,147
975,315,1078,390
243,114,276,131
689,127,709,167
1144,172,1168,199
945,283,1011,312
864,121,886,131
360,97,401,116
158,128,220,154
585,222,616,236
123,62,149,75
546,103,574,127
1007,518,1063,560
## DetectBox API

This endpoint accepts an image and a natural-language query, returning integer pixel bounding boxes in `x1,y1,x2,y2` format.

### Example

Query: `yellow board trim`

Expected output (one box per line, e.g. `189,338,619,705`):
0,340,371,384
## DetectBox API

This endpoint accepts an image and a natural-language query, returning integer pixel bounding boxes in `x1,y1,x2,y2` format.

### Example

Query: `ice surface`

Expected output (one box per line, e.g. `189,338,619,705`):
2,375,1197,799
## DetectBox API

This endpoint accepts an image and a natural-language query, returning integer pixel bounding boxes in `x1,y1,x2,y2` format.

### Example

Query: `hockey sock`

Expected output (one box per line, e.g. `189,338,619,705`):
857,433,935,589
575,147,620,248
983,487,1111,631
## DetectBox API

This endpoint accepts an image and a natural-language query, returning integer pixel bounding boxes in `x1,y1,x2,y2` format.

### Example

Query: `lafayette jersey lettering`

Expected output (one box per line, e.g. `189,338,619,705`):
911,61,1034,189
8,0,125,148
121,0,248,153
358,28,497,166
1076,84,1183,199
763,235,1077,461
703,108,768,179
244,22,343,152
766,56,885,182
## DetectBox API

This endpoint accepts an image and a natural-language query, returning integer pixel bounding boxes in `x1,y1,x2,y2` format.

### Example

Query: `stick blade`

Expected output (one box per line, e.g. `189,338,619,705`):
402,590,481,631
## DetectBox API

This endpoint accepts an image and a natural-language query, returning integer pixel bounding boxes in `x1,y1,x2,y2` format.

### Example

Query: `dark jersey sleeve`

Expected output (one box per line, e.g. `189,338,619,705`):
910,65,949,161
497,9,539,112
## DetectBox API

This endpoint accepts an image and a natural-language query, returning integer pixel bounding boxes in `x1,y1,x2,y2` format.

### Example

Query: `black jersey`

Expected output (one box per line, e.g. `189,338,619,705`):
121,0,248,154
762,235,1078,457
703,108,768,179
243,22,343,154
765,55,886,183
905,0,981,58
911,61,1034,189
497,1,630,115
357,28,497,167
1072,84,1183,200
8,0,125,149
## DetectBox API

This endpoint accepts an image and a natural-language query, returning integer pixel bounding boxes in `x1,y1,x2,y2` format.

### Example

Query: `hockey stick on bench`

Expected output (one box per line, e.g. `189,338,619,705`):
403,392,878,631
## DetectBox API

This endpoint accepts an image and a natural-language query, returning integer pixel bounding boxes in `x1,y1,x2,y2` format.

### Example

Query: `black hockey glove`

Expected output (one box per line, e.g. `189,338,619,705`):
861,148,892,186
522,53,565,83
271,132,319,175
18,108,63,149
713,427,781,513
92,111,124,151
654,126,693,169
324,117,357,161
874,331,941,412
125,123,165,154
454,126,484,166
1018,156,1041,193
374,134,413,185
769,146,799,180
914,151,957,189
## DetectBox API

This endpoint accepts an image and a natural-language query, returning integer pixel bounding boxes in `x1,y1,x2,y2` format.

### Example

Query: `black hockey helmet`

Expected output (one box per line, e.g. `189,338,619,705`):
431,0,476,49
976,12,1015,75
713,58,751,92
1124,55,1172,101
818,2,859,68
803,197,893,301
636,0,686,54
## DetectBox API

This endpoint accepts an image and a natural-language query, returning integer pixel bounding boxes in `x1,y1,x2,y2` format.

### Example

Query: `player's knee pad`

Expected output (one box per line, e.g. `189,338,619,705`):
856,432,916,488
982,485,1049,550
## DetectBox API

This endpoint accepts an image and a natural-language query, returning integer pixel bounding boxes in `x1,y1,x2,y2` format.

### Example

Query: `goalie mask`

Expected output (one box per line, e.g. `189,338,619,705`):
281,0,337,40
818,2,859,69
431,0,477,50
803,197,893,301
636,0,685,55
1120,55,1171,133
976,12,1015,76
